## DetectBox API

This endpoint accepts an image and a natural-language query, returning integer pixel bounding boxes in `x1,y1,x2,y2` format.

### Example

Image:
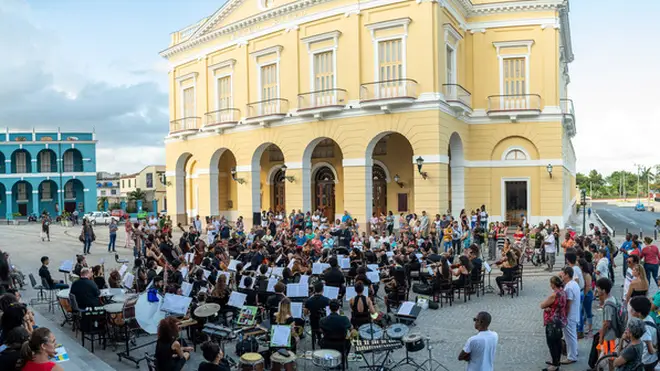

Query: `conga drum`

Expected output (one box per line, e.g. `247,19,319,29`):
57,289,72,314
240,352,265,371
271,350,296,371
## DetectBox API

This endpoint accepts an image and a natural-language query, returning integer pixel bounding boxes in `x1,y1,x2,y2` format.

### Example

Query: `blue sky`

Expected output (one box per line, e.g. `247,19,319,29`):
0,0,653,175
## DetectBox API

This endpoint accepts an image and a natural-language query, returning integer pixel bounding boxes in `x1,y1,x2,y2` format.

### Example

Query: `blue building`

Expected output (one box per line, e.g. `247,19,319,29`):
0,129,97,219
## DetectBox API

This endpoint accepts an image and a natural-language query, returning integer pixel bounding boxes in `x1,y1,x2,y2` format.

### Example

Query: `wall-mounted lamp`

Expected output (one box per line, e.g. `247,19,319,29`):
281,164,295,183
394,174,404,188
546,164,553,179
415,156,428,180
230,167,246,184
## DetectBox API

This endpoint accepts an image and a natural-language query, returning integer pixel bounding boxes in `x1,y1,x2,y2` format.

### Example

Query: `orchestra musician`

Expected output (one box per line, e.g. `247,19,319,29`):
198,341,231,371
73,255,87,276
266,282,287,322
92,265,106,289
274,298,298,352
305,282,330,348
349,282,376,328
70,268,100,309
323,258,345,295
319,299,351,366
108,270,122,289
155,317,192,371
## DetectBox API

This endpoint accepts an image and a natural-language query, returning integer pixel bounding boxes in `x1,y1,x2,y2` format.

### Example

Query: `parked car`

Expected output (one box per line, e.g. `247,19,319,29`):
635,203,646,211
83,211,118,225
111,209,128,221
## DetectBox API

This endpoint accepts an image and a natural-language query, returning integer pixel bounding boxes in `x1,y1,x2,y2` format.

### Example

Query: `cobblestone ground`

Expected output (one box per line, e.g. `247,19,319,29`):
1,223,639,371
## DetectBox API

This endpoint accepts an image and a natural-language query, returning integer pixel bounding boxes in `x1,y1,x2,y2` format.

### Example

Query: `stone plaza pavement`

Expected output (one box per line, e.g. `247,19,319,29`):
0,223,635,371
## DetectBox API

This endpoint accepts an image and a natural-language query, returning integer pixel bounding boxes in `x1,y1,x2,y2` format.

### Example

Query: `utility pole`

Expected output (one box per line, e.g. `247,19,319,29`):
581,189,587,235
623,171,627,200
636,164,641,205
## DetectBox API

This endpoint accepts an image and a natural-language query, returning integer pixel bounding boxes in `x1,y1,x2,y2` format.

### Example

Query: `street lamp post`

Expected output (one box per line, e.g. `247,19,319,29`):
581,189,587,236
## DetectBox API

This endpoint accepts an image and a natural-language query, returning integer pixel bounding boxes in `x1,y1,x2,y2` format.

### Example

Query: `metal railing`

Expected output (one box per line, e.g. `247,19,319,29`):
359,79,418,101
14,165,28,173
169,117,201,133
442,84,472,108
487,94,542,112
246,98,289,118
205,109,241,126
64,191,76,200
560,98,575,116
297,88,347,110
63,163,82,172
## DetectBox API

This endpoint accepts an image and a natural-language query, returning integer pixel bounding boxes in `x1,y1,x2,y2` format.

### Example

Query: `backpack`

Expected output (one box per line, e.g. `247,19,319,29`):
644,320,660,352
604,299,627,338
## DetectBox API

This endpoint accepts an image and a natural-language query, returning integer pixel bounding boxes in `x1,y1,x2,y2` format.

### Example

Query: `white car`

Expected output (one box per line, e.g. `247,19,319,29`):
83,211,118,225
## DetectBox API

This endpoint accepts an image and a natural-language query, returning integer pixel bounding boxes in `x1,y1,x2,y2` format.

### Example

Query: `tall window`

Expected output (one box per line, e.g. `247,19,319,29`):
40,151,51,172
65,182,74,199
378,39,403,81
503,57,526,108
17,183,27,201
122,180,125,188
260,63,278,114
146,173,153,188
183,86,195,117
42,182,52,200
128,179,132,188
313,51,335,105
217,76,231,110
446,45,455,84
15,151,27,173
63,151,74,172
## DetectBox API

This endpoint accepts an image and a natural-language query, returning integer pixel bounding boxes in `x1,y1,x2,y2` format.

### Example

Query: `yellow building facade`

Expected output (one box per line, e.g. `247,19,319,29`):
161,0,578,227
120,165,168,212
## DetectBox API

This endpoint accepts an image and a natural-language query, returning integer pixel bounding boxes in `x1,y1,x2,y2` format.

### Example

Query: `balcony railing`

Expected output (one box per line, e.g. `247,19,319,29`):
169,117,201,134
204,109,240,128
63,163,83,172
443,84,472,109
245,98,289,119
359,79,418,102
487,94,542,113
560,99,574,117
64,191,76,200
561,98,576,137
297,88,347,113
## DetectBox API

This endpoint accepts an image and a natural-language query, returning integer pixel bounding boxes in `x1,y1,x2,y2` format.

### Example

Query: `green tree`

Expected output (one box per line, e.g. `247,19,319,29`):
128,188,147,203
97,196,108,210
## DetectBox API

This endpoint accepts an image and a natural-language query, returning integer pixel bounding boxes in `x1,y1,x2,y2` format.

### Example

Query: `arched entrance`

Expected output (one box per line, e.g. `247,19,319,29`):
448,132,465,217
271,168,286,213
0,183,6,218
37,149,57,173
38,180,58,216
373,164,387,216
313,166,336,220
251,143,285,214
62,149,83,172
12,181,33,216
209,148,237,219
11,149,31,173
63,179,84,212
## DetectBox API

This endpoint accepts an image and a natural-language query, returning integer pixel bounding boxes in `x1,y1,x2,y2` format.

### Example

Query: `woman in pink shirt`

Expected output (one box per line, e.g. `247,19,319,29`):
641,236,660,284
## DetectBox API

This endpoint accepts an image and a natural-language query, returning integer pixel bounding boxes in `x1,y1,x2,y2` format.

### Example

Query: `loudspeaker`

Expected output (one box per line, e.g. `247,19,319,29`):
253,212,261,227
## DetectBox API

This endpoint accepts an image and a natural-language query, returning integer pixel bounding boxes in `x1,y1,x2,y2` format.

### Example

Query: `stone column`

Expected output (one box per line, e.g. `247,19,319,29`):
6,191,13,220
235,166,255,226
32,190,39,216
283,162,303,212
413,160,448,217
342,159,369,229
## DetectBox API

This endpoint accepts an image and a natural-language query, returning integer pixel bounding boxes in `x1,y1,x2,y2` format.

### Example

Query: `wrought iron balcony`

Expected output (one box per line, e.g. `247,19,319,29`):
561,98,576,137
359,79,418,112
244,98,289,126
443,84,472,112
297,88,347,118
203,109,240,132
487,94,542,121
169,117,201,137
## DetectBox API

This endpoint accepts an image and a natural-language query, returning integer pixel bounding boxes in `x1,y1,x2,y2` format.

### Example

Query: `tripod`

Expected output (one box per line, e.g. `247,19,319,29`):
418,336,450,371
391,344,423,370
484,267,495,294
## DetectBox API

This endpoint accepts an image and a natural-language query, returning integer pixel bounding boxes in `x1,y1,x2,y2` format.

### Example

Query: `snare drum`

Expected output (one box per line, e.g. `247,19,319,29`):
386,323,409,340
57,289,72,313
312,349,341,368
402,333,425,353
104,303,125,326
271,350,297,371
240,352,265,371
358,323,383,340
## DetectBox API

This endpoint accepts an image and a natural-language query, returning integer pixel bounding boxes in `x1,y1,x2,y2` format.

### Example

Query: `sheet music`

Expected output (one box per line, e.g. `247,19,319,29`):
366,271,380,283
291,302,303,318
386,251,394,258
345,286,369,301
203,269,211,279
59,260,73,272
122,273,135,289
367,264,379,272
339,258,350,269
267,277,278,292
118,264,128,277
155,266,163,275
323,286,339,300
427,267,434,276
484,262,492,273
161,294,192,315
228,260,239,271
398,301,415,316
181,282,193,297
180,267,189,280
271,325,291,347
312,263,330,274
287,259,295,269
239,276,254,289
276,255,282,264
199,287,208,294
415,253,423,261
228,291,247,308
326,307,331,316
243,262,252,271
287,283,306,297
299,275,309,286
272,267,284,278
184,253,194,263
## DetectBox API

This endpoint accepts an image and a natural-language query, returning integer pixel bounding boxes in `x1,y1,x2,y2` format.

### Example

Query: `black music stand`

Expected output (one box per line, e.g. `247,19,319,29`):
484,262,495,294
394,303,421,326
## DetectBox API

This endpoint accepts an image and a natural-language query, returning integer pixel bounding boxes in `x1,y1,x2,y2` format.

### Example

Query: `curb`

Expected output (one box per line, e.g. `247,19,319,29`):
594,211,614,235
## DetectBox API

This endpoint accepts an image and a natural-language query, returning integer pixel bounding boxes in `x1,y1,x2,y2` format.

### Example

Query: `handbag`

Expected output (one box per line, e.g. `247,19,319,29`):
78,232,84,242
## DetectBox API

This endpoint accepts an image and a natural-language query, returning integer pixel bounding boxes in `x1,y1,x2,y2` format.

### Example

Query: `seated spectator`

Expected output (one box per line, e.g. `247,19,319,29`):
70,268,100,309
38,257,68,290
613,318,646,370
155,317,191,371
0,302,33,344
198,341,230,371
17,327,63,371
0,326,29,369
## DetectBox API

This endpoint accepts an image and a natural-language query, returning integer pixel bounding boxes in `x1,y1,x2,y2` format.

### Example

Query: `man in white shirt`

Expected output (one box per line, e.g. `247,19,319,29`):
560,266,580,364
544,231,557,271
566,252,585,291
193,215,202,233
595,249,611,281
459,311,498,371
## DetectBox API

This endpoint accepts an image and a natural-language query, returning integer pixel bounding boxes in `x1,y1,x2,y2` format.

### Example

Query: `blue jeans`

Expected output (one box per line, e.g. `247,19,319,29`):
579,290,594,333
443,241,452,252
108,234,117,252
645,263,659,285
84,236,92,254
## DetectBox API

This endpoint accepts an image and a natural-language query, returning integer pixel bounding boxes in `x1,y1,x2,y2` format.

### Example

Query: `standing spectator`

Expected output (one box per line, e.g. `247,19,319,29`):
72,209,79,225
629,296,658,371
80,219,95,255
539,276,567,371
125,219,134,249
544,229,557,271
40,213,51,242
458,311,498,371
595,278,618,360
559,266,580,365
578,258,594,338
595,248,611,281
642,237,660,286
108,219,118,252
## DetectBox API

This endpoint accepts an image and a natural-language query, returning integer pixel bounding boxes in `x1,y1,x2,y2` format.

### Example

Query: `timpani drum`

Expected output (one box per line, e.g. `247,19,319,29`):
57,289,72,313
386,323,409,340
312,349,341,368
358,323,383,340
271,350,297,371
402,333,425,353
104,303,125,326
111,294,127,303
239,352,265,371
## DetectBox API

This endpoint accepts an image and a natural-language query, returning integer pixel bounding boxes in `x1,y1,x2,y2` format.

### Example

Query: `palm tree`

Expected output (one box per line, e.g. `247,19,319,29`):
97,196,108,211
128,188,147,203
